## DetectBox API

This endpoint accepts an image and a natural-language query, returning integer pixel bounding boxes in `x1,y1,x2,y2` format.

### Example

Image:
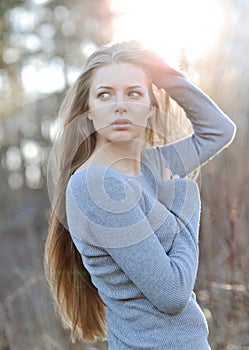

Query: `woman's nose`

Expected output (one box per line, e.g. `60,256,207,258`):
114,96,127,113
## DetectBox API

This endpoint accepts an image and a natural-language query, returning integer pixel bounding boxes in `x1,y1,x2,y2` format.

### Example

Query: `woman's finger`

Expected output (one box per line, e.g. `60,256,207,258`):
162,168,180,181
162,167,172,182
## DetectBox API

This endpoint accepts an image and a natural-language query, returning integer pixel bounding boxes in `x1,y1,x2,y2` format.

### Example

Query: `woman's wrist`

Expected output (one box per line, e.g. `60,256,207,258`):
142,50,184,88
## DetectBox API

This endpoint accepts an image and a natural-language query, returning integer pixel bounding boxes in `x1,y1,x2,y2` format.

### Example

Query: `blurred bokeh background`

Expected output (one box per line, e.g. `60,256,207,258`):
0,0,248,349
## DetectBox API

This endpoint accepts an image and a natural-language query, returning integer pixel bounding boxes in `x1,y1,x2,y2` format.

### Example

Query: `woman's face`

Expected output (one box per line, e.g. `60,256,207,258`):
88,63,152,144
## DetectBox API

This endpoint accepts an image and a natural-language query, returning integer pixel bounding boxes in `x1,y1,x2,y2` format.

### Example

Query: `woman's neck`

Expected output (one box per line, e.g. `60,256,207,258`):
89,139,147,176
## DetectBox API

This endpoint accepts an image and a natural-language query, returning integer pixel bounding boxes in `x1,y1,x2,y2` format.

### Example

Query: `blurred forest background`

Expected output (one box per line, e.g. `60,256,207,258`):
0,0,248,349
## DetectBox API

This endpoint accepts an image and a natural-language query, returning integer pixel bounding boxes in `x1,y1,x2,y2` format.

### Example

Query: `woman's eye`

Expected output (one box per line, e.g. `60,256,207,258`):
129,91,141,98
97,92,111,99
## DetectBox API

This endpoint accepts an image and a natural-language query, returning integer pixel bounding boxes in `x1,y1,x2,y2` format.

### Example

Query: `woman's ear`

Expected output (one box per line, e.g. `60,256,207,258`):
147,108,153,119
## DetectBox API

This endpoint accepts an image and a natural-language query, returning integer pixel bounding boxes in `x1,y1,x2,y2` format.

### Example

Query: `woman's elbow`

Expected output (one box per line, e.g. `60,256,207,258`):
157,295,190,315
166,301,187,315
223,118,237,146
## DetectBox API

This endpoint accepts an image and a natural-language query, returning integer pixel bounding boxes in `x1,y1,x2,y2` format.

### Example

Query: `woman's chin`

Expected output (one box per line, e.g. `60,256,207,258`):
108,133,144,144
103,128,146,144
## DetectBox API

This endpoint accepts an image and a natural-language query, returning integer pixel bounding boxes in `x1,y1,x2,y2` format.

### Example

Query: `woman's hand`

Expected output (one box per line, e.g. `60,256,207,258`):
142,50,183,88
162,167,180,182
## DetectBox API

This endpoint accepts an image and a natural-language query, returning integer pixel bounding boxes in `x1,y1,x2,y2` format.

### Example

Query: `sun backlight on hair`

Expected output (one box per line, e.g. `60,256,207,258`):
111,0,224,65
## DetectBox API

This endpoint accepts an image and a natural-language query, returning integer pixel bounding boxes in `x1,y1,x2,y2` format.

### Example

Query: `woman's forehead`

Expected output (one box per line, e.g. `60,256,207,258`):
90,63,149,89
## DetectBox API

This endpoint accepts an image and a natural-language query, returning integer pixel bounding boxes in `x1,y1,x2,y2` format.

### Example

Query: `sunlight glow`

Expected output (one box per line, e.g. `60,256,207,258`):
111,0,224,65
21,58,65,94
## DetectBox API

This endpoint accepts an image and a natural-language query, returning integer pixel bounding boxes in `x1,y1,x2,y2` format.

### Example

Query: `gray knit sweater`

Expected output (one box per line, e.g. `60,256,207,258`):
65,76,236,349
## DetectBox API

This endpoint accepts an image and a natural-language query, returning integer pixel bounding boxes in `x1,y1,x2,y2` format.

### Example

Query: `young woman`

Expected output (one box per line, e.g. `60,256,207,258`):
44,41,236,349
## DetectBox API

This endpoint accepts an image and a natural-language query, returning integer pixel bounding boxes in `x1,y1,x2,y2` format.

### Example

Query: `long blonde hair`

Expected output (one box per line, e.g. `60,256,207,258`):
44,41,189,343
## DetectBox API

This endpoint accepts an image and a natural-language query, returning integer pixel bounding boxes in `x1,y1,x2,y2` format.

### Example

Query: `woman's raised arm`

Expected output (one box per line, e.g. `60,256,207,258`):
145,52,236,176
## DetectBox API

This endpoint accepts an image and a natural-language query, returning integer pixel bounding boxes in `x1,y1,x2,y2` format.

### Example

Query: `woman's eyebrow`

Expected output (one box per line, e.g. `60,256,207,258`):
96,85,145,91
96,85,113,90
127,85,145,90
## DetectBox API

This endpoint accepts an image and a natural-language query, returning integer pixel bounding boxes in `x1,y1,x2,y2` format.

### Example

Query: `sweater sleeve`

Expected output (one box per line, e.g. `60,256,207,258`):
156,76,236,177
67,167,201,315
105,178,200,315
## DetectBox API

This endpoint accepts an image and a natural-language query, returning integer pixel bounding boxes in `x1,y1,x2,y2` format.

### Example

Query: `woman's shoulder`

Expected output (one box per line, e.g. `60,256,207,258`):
68,165,140,203
71,164,128,183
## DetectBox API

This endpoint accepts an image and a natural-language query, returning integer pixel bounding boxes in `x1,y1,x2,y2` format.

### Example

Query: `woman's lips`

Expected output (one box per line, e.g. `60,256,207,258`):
111,118,132,129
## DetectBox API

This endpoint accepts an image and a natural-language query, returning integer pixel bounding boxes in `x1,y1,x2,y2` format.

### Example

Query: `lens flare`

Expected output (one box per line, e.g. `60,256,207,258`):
111,0,224,65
